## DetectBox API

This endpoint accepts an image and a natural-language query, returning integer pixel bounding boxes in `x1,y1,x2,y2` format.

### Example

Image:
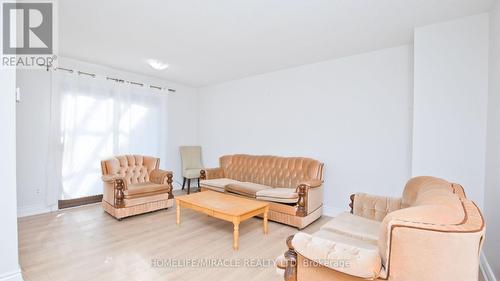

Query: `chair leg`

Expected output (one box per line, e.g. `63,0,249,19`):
187,179,191,194
197,178,200,191
182,177,186,190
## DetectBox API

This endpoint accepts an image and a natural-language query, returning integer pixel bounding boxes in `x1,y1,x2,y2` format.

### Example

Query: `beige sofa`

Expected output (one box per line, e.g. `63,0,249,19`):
101,155,174,219
277,176,485,281
200,154,324,229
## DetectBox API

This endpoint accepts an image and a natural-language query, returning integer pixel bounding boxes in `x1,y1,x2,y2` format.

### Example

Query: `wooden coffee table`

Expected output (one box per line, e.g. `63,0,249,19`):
175,190,269,250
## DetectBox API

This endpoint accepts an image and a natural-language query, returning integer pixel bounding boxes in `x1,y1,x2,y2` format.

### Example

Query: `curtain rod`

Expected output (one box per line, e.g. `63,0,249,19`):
54,67,176,93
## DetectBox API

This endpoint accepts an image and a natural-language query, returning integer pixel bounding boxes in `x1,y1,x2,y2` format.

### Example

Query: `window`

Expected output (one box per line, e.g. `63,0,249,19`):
55,72,167,199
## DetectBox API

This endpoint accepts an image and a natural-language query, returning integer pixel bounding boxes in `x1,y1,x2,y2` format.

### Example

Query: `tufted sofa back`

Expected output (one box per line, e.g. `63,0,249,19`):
219,154,324,188
101,155,159,185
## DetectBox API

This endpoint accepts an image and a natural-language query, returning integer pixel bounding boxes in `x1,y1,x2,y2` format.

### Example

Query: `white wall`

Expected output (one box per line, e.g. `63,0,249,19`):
0,70,23,281
412,14,489,207
198,45,413,214
16,58,198,216
484,1,500,279
15,69,53,216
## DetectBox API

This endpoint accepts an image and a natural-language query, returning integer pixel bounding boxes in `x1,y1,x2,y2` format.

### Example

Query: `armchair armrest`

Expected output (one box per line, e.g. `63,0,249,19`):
200,168,224,180
102,174,126,184
149,169,172,184
101,174,127,207
296,179,324,217
149,169,174,199
349,193,402,221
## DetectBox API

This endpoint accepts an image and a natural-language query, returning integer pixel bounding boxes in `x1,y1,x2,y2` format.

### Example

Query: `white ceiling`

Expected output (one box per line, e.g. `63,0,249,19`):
59,0,493,87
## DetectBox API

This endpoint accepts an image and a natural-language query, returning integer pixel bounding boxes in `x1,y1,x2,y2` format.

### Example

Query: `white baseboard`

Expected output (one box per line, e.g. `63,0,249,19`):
0,269,23,281
323,205,345,217
17,204,55,218
481,251,498,281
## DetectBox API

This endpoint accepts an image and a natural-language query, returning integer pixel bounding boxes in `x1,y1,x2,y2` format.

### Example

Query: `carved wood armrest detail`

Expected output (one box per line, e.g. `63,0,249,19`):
167,173,174,199
296,185,308,217
349,194,355,214
114,178,126,208
284,235,297,281
200,170,206,180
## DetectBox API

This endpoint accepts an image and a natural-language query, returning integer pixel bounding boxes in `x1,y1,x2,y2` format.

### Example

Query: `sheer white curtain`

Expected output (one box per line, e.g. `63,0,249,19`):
52,71,167,200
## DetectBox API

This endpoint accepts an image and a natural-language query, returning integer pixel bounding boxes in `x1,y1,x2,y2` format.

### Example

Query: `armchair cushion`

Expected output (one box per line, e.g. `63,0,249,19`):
225,182,272,197
292,230,382,279
200,178,240,192
123,182,169,198
256,188,299,203
321,212,380,244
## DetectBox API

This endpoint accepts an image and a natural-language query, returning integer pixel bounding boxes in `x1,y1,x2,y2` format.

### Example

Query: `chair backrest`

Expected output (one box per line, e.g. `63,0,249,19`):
101,155,159,185
179,146,203,171
219,154,324,188
378,176,485,280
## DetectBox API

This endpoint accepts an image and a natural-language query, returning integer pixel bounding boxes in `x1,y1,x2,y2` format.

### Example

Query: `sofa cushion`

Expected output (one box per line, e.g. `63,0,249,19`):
292,230,381,279
200,178,241,192
321,212,380,244
124,182,169,198
225,182,272,198
256,188,299,203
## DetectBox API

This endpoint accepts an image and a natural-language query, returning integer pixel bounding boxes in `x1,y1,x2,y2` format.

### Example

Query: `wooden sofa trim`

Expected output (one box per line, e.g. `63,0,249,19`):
115,178,126,208
284,235,298,281
349,194,355,213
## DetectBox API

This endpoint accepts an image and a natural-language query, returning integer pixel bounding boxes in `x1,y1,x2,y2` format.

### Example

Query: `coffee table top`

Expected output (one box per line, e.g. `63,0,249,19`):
176,191,269,216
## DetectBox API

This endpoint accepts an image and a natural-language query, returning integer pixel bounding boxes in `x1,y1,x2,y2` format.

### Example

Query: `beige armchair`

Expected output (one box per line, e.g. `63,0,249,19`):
101,155,174,220
179,146,203,194
278,176,485,281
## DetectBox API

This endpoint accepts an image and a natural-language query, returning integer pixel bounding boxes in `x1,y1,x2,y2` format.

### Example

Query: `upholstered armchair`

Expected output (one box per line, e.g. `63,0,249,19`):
101,155,174,220
179,146,203,194
278,176,485,281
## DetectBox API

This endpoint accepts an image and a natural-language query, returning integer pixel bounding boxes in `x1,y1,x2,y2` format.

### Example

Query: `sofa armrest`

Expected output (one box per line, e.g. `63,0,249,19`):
200,168,224,180
150,169,174,199
349,193,402,221
297,179,322,188
101,175,127,207
296,180,323,217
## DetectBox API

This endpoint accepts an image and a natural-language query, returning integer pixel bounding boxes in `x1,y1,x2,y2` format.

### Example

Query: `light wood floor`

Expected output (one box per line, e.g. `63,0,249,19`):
18,192,486,281
18,195,329,281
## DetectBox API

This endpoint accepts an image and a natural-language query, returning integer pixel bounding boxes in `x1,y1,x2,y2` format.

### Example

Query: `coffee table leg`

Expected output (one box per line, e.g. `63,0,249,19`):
176,200,181,225
233,219,240,250
263,206,269,234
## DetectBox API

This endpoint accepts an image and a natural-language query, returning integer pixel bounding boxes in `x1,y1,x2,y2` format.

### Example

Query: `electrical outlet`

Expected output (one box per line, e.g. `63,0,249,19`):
36,188,41,195
15,87,21,103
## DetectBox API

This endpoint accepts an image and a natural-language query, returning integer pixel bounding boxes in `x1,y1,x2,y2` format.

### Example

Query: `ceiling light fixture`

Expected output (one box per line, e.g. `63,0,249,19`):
147,59,169,70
